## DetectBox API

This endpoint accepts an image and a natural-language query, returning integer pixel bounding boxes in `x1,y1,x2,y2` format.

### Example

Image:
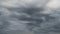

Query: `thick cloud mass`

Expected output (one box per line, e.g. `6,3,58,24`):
0,0,60,34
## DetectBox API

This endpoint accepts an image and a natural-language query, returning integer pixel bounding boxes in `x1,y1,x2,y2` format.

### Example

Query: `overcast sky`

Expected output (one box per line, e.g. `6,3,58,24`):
0,0,60,34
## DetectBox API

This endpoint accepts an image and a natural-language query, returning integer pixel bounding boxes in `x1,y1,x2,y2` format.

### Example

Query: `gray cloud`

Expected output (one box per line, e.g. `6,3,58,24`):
0,0,60,34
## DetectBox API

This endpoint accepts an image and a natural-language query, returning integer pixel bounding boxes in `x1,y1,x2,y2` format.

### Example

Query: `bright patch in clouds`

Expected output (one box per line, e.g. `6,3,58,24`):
46,0,60,9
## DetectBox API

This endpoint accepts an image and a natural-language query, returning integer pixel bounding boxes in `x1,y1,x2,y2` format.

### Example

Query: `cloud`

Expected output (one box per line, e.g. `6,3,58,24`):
0,0,48,8
46,0,60,9
0,0,60,34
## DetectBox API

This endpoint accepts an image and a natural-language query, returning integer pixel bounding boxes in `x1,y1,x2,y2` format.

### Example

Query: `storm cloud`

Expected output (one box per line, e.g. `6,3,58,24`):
0,0,60,34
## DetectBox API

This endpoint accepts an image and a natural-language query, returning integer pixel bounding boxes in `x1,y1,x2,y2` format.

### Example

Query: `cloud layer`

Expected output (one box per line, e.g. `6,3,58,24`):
0,0,60,34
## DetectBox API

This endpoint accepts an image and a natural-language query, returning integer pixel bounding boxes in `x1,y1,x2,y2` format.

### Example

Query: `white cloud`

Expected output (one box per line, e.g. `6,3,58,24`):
46,0,60,9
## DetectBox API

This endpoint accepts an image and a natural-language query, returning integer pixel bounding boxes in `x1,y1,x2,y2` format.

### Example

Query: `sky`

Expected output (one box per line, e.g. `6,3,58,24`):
0,0,60,34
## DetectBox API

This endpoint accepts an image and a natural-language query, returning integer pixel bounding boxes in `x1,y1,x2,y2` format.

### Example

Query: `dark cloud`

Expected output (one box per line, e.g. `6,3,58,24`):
0,0,60,34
